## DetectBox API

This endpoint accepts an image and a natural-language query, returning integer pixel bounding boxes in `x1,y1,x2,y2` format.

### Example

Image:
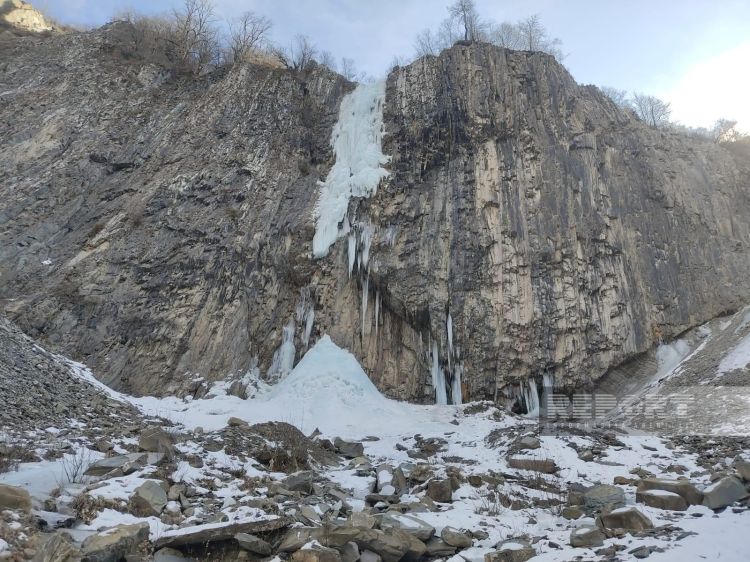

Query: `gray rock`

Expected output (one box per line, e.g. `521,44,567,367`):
360,551,382,562
377,513,435,541
515,436,540,450
426,479,452,503
507,457,558,474
292,544,342,562
636,478,703,506
235,532,272,555
138,428,174,455
569,525,605,548
598,507,654,532
0,483,32,513
85,453,147,477
354,528,414,562
81,523,149,562
283,471,316,494
335,438,365,459
636,489,688,511
129,480,168,517
734,460,750,482
485,540,536,562
32,532,81,562
153,548,190,562
582,484,625,514
424,538,456,557
279,527,316,552
340,542,360,562
440,527,472,548
702,476,748,509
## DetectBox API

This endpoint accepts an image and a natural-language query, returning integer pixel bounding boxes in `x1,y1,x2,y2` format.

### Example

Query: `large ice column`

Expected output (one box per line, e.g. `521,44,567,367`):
431,340,448,405
312,81,390,258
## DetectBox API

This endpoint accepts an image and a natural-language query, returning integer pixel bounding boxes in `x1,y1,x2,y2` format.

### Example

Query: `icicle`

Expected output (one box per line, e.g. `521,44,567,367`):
431,340,448,405
375,290,380,342
447,311,453,356
451,364,463,405
361,274,369,339
268,318,296,380
523,379,540,417
348,231,357,277
361,222,374,268
303,308,315,348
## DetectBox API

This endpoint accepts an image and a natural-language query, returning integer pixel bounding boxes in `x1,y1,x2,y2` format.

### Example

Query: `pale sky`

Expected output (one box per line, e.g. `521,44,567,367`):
38,0,750,131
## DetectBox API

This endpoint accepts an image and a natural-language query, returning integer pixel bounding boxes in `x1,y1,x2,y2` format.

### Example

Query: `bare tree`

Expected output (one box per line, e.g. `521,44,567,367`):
488,21,522,49
414,28,440,57
388,55,411,72
340,57,364,81
631,93,672,128
601,86,628,107
448,0,484,41
228,11,271,63
711,118,744,143
168,0,220,73
318,50,337,71
274,34,317,71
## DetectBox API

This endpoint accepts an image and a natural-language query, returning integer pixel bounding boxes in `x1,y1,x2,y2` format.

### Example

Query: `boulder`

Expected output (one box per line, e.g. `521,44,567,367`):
340,542,360,562
283,471,315,494
354,528,413,562
314,525,362,548
440,527,472,548
360,550,383,562
515,436,540,450
636,478,703,506
138,428,174,455
561,506,583,520
702,476,748,510
348,512,377,529
426,479,452,503
507,457,558,474
32,532,81,562
227,416,248,427
235,532,272,555
81,523,149,562
734,460,750,482
153,548,188,562
598,507,653,532
130,480,168,516
485,540,536,562
154,517,291,549
84,453,147,477
292,544,342,562
582,484,625,514
424,538,456,557
569,525,604,548
334,438,365,459
0,483,32,513
279,527,316,552
377,513,435,541
636,489,688,511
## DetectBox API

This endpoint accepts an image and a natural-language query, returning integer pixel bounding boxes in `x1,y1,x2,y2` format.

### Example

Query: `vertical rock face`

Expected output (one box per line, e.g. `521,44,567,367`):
348,44,750,401
1,30,749,403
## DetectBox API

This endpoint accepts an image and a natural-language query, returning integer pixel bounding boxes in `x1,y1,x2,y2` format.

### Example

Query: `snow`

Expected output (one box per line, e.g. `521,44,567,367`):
312,81,389,258
718,332,750,373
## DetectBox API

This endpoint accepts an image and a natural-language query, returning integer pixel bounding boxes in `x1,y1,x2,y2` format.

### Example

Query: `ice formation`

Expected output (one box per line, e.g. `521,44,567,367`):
312,81,389,258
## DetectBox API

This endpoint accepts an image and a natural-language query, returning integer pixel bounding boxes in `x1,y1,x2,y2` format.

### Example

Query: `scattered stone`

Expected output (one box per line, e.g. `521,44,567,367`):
227,416,248,427
81,523,149,562
613,476,637,485
283,471,316,494
349,512,377,529
424,538,456,557
378,513,435,541
440,527,472,548
335,437,365,459
235,533,272,555
354,528,413,562
32,532,81,562
702,476,748,510
154,517,291,549
485,539,536,562
578,449,594,462
130,480,168,517
598,507,654,532
0,483,32,513
426,479,453,503
85,453,147,477
138,428,174,455
292,544,342,562
340,541,360,562
279,527,316,552
637,478,703,506
515,436,540,450
507,457,558,474
569,525,605,548
636,489,688,511
734,460,750,482
582,484,625,514
561,506,583,520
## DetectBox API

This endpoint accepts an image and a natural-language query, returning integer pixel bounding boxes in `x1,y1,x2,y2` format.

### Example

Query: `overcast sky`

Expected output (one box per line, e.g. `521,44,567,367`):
39,0,750,131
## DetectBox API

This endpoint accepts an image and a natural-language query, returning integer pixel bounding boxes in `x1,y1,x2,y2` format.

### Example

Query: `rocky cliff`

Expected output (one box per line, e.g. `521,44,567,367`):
1,26,749,405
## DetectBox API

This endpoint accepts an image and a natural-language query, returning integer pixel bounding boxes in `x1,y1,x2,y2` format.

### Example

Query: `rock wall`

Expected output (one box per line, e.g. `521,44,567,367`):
1,29,749,403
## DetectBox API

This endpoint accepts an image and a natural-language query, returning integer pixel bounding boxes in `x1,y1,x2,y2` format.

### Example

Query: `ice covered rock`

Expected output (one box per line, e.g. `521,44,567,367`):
485,539,536,562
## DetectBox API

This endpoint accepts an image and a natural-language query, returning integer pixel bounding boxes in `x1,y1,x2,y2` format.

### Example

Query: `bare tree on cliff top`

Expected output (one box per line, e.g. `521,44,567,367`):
632,93,672,128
